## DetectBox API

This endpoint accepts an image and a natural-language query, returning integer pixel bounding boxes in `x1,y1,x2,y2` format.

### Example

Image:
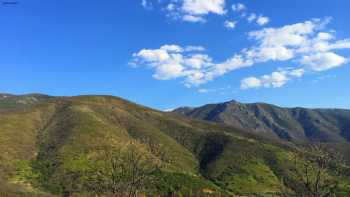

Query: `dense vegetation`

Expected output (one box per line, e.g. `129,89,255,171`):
0,94,349,196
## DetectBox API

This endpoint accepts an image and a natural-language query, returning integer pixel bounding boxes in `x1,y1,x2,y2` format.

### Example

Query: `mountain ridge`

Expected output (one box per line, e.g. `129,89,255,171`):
173,99,350,143
173,99,350,111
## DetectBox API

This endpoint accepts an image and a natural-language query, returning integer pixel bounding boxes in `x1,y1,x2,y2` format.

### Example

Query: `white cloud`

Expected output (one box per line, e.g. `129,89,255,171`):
289,68,305,77
328,39,350,50
245,46,294,62
153,61,185,80
247,13,257,23
230,4,270,28
245,19,329,62
132,44,213,86
207,55,253,78
136,49,170,62
300,52,347,71
256,15,269,26
182,0,226,15
263,71,289,88
184,54,213,69
182,15,206,23
197,86,232,94
240,77,262,89
160,0,269,27
165,0,226,23
166,3,176,11
232,3,245,12
161,44,184,52
239,18,349,88
297,38,350,54
131,45,251,87
241,68,305,89
131,18,350,88
317,32,334,41
249,21,315,46
185,45,206,52
224,20,237,29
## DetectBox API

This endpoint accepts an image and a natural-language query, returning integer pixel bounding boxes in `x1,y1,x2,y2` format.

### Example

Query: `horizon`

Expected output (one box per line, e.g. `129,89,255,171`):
2,92,350,111
1,0,350,110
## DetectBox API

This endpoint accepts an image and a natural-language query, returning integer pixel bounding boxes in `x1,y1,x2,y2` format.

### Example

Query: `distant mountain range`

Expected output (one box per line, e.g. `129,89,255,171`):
173,100,350,144
0,94,349,196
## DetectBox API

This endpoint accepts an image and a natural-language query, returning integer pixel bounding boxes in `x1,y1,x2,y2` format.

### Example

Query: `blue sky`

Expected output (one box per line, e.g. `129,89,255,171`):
1,0,350,110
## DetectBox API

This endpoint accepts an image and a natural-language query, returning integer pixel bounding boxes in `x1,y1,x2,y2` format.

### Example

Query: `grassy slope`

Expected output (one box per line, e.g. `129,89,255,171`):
0,95,349,196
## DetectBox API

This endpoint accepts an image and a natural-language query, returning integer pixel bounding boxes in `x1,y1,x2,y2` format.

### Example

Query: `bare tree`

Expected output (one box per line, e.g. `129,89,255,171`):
86,140,164,197
281,143,346,197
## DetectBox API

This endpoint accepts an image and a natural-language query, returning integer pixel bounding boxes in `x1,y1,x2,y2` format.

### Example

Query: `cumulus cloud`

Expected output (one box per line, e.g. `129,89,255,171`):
262,71,289,88
328,39,350,50
244,18,336,63
131,18,350,88
241,68,305,89
131,44,251,87
149,0,269,28
160,44,183,52
300,52,347,71
165,0,226,23
239,18,350,89
132,45,210,86
240,77,262,89
182,0,226,15
256,15,270,26
249,22,314,47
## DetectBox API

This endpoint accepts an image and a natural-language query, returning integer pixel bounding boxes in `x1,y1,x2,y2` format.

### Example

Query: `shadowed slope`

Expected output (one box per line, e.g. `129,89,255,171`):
173,100,350,143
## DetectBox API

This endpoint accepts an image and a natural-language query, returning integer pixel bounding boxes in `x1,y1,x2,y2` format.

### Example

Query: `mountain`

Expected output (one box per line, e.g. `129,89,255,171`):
173,100,350,144
0,94,349,196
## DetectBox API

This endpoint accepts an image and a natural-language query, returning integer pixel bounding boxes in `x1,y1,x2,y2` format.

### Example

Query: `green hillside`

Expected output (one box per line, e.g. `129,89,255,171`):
0,94,349,196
